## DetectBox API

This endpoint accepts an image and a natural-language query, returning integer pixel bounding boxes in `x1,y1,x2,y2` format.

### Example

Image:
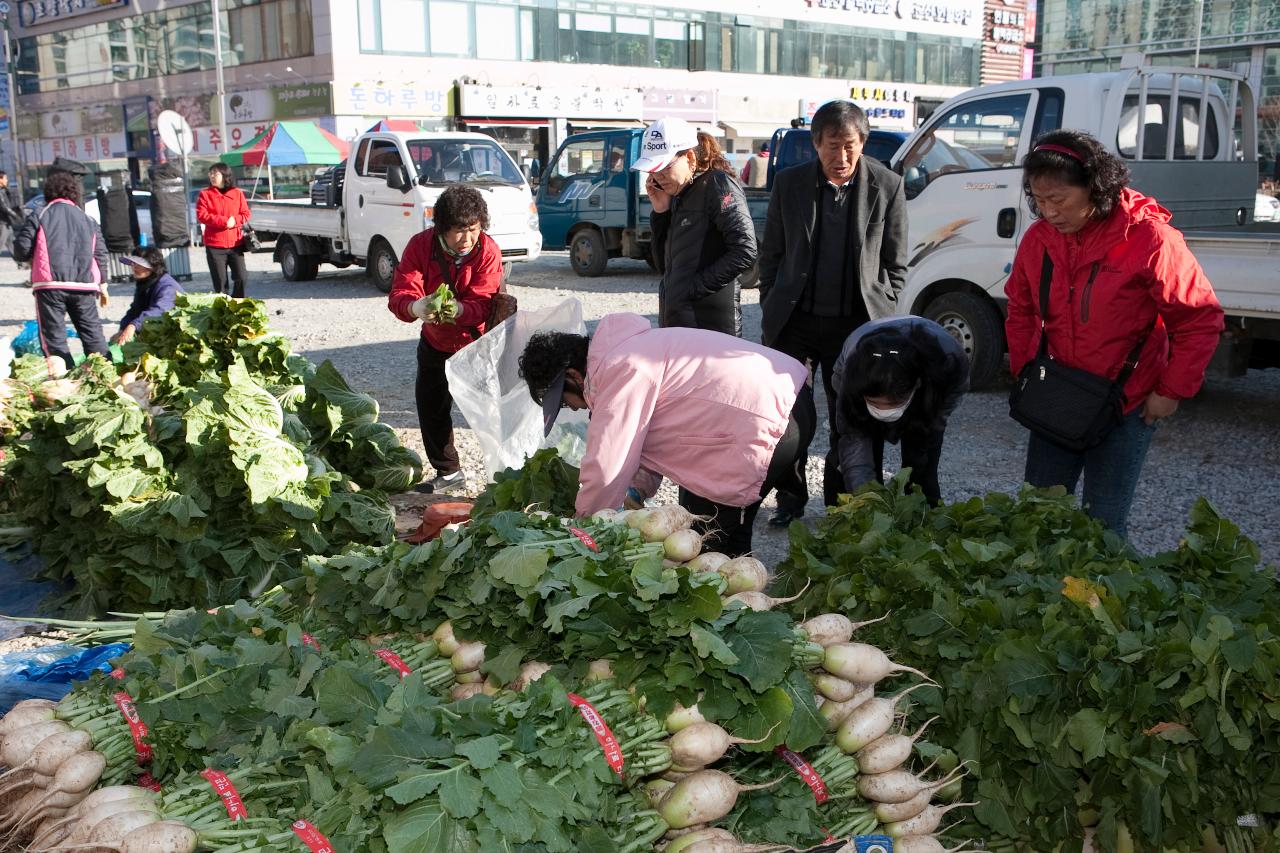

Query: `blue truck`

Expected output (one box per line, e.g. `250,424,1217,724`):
535,126,907,278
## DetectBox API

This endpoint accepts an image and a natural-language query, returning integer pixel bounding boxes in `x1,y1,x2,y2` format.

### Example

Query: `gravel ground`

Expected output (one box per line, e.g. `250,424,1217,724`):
1,248,1276,570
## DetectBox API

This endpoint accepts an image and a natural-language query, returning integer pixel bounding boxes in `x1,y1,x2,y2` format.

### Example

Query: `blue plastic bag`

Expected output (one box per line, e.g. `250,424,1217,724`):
11,320,82,358
0,642,131,714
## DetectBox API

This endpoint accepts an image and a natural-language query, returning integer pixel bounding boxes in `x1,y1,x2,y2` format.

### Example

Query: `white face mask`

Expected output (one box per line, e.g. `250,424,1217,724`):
866,391,915,423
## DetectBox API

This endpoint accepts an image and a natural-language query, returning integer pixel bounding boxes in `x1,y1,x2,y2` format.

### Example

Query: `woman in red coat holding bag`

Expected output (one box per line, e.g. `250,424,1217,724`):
388,184,502,493
1005,130,1224,538
196,163,250,297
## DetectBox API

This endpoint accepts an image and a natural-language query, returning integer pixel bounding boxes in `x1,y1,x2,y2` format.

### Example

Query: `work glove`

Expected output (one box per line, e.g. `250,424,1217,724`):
98,287,109,309
410,297,436,323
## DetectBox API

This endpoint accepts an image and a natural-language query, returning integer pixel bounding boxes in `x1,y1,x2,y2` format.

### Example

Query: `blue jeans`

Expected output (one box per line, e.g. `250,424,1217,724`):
1023,411,1156,539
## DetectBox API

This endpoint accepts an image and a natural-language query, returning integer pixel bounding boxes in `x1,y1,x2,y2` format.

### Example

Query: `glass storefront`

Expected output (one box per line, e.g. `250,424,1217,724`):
355,0,980,86
15,0,314,94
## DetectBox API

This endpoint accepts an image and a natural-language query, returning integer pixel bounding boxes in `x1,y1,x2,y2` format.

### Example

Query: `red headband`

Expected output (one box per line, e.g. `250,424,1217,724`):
1034,143,1084,162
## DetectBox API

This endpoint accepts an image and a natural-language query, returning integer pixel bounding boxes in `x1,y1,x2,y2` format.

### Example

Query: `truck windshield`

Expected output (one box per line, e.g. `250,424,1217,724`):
406,139,524,187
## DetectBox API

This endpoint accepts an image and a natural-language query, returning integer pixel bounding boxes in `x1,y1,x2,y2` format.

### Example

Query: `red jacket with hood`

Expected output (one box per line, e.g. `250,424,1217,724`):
1005,187,1224,414
196,185,251,249
387,228,502,353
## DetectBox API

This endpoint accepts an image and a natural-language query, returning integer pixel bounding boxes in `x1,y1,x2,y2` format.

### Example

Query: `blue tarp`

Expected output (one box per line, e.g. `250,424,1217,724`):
0,643,131,714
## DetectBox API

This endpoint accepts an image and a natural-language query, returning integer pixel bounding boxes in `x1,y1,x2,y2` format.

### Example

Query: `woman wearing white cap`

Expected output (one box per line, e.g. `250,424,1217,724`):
111,247,183,346
637,117,756,337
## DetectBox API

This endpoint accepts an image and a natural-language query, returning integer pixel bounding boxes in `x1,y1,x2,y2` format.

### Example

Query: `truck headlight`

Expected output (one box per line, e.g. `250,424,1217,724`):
528,202,539,230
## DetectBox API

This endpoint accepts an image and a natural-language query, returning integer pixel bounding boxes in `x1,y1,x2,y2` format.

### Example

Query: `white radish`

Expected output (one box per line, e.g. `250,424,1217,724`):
639,505,696,543
664,703,707,733
585,659,614,682
60,795,159,845
643,778,676,809
29,784,137,850
450,640,486,673
510,661,551,691
893,838,977,853
657,770,782,829
686,552,730,574
625,508,653,529
800,612,891,647
450,681,498,701
812,673,864,702
0,700,57,735
663,828,736,853
668,722,770,771
0,720,70,768
681,841,791,853
454,670,484,684
823,642,934,685
835,684,930,754
87,808,162,844
817,686,876,730
856,763,967,804
717,557,769,595
724,589,805,612
884,801,979,837
873,789,934,823
856,716,939,775
0,728,89,785
432,621,460,656
663,529,705,563
119,820,200,853
9,751,106,836
591,508,619,522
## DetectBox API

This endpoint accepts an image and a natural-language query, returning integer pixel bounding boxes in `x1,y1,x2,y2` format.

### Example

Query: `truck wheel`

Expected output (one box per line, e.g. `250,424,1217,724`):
569,230,607,277
279,240,307,282
298,257,320,281
739,263,761,290
368,241,398,293
924,291,1004,391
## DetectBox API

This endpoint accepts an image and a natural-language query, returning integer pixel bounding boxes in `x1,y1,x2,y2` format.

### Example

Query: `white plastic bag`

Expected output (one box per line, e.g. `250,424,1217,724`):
445,297,590,477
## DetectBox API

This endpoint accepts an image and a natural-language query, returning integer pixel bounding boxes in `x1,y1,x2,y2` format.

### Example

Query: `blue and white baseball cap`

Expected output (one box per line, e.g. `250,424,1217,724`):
632,117,699,173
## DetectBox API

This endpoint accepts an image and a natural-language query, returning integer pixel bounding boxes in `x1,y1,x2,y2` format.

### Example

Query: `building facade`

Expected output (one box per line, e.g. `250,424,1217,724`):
1035,0,1280,180
4,0,1031,195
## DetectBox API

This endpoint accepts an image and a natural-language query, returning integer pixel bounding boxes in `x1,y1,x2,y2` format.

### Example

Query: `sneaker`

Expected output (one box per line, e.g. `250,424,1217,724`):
427,471,466,493
768,508,802,527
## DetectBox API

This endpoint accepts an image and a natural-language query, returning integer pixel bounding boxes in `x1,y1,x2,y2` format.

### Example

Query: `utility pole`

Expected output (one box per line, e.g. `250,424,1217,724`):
0,1,24,194
210,0,228,154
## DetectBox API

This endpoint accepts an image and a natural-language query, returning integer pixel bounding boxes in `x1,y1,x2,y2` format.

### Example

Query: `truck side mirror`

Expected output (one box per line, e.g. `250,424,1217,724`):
386,165,410,192
903,165,928,199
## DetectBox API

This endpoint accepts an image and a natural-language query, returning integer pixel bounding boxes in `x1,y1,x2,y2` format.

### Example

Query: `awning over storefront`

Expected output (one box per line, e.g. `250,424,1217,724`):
719,121,783,139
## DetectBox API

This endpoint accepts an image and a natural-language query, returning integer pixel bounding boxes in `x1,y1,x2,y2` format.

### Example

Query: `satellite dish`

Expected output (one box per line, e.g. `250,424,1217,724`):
156,110,194,156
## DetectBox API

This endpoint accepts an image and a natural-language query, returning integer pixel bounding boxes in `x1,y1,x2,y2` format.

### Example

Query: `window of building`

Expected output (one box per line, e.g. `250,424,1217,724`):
429,1,472,55
900,93,1030,198
382,0,427,53
477,5,519,60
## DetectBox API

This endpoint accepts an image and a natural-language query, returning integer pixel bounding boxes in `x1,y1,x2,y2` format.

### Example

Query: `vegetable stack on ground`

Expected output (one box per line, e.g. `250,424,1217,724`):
0,294,421,616
775,475,1280,852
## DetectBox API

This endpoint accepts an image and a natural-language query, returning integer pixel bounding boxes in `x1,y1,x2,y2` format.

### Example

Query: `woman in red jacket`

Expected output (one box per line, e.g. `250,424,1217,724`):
388,184,502,493
1005,130,1225,537
196,163,250,297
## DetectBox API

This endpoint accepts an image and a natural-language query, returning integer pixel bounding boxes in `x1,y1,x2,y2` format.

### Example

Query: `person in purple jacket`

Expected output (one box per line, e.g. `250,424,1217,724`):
111,247,183,346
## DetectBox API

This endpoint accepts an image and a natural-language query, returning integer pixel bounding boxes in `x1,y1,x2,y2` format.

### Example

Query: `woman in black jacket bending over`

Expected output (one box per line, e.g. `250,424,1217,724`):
831,316,970,506
636,117,756,337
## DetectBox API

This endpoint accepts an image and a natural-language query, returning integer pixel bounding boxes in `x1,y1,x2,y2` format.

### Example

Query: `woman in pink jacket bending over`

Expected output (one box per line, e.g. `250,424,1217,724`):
521,312,814,556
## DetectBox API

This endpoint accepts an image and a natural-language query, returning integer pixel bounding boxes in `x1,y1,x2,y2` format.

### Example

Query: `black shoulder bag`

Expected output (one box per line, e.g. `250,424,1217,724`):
1008,251,1147,452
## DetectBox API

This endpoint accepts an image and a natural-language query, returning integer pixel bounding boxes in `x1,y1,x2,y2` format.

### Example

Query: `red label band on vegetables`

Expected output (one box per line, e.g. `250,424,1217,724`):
301,632,320,650
112,691,153,764
200,768,248,821
373,648,412,677
567,527,600,552
774,746,829,804
567,692,624,775
291,819,336,853
136,772,162,793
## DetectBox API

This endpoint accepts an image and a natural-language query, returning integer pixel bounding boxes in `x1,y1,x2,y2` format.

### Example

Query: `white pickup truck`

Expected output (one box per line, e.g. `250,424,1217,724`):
249,131,542,291
887,56,1280,388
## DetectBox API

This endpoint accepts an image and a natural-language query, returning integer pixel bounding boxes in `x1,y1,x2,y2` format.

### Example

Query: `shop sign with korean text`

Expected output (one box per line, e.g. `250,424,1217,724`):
460,85,643,120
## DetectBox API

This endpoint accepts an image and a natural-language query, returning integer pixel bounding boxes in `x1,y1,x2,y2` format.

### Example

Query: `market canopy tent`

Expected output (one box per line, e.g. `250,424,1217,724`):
220,121,350,197
365,119,420,132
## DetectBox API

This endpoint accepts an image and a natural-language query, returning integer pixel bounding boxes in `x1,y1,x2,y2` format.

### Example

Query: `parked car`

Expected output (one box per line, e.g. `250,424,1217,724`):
1255,191,1280,222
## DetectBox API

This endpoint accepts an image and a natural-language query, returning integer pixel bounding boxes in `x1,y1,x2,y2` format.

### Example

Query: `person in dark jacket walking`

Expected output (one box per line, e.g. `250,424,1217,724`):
1006,130,1224,537
832,316,969,506
14,171,110,374
637,117,756,337
196,163,251,297
112,247,183,346
0,171,24,259
388,184,502,494
758,99,909,526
